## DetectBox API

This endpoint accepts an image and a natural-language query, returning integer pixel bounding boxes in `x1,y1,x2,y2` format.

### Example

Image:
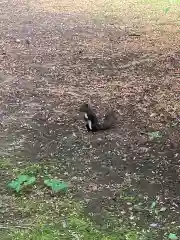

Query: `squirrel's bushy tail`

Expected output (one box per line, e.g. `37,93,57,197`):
98,111,116,130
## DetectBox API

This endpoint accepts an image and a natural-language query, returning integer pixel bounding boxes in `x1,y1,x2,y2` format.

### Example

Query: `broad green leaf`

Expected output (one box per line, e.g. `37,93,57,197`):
18,175,29,182
168,233,178,240
44,179,68,193
8,175,36,192
23,176,36,186
8,180,22,192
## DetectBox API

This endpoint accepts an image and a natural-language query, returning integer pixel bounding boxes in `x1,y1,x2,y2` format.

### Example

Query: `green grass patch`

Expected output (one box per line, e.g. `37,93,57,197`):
0,157,13,169
1,158,179,240
1,198,140,240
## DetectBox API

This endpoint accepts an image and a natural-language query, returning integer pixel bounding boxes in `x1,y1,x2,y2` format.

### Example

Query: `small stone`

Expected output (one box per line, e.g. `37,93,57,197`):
150,113,156,117
150,223,159,228
129,215,135,220
71,176,78,180
120,210,126,215
15,39,21,43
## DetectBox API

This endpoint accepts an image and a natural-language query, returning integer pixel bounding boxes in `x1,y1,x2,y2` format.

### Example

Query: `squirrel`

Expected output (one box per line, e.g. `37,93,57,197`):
79,103,116,132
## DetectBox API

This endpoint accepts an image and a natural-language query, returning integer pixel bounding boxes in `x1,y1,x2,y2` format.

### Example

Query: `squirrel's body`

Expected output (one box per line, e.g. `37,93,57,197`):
79,103,116,132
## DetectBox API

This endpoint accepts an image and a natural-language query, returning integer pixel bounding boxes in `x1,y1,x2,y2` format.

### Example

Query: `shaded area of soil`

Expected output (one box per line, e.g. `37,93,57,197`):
0,0,180,231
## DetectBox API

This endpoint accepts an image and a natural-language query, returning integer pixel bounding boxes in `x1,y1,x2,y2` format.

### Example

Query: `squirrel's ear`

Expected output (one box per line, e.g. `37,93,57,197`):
87,101,92,108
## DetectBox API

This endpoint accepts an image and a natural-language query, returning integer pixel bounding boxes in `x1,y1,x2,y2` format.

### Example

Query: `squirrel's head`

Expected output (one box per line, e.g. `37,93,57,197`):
79,103,90,112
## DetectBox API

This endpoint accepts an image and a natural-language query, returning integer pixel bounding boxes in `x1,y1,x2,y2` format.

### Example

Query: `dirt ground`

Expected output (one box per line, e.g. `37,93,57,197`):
0,0,180,235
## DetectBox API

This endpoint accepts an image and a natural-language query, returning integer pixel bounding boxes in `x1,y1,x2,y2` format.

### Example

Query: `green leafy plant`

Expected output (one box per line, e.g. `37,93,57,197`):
164,7,171,13
125,231,138,240
44,179,68,193
8,175,36,193
148,131,162,140
168,233,178,240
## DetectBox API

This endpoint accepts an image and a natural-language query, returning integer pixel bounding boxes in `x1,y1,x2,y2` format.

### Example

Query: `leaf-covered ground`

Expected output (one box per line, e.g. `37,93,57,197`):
0,0,180,239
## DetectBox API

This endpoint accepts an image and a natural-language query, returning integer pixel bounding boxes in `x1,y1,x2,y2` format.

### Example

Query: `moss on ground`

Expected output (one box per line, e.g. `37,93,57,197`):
0,158,179,240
